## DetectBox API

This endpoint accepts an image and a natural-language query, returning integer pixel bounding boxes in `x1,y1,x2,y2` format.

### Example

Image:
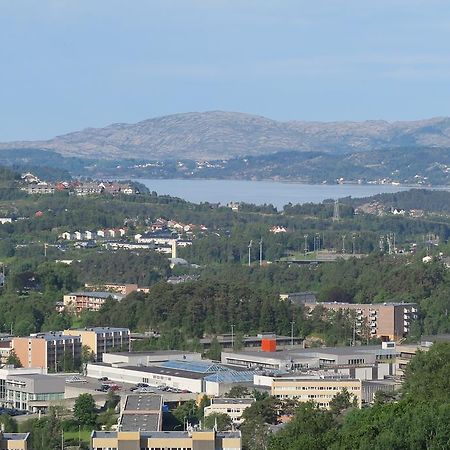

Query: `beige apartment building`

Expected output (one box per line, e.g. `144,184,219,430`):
0,431,30,449
91,430,242,450
63,291,124,313
12,332,81,372
308,302,418,341
271,377,363,408
204,398,255,425
64,327,130,361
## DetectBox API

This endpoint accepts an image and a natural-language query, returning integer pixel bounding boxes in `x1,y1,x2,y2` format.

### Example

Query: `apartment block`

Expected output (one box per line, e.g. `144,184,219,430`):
271,377,363,408
91,430,242,450
63,291,124,313
12,332,82,372
308,302,418,340
64,327,130,361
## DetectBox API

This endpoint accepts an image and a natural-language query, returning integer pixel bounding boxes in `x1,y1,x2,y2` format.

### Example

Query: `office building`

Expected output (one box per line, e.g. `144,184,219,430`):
271,377,363,408
102,350,202,366
119,394,163,432
12,332,81,372
204,398,255,425
91,430,242,450
64,327,130,361
4,374,65,412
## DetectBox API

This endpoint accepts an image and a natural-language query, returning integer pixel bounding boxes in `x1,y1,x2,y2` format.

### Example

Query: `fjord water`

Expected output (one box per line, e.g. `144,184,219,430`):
136,179,409,209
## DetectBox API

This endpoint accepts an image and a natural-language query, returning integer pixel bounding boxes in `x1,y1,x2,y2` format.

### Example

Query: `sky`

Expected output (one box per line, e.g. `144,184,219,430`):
1,0,450,140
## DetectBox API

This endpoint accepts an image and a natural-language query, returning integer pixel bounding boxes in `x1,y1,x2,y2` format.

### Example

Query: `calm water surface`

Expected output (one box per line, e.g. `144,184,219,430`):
135,179,413,209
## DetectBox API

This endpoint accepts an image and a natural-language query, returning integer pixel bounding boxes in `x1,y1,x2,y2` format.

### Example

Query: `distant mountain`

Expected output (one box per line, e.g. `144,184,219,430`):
2,111,450,160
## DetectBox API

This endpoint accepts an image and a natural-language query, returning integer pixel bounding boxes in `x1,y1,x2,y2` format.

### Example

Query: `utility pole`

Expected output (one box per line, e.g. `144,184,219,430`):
333,199,340,221
248,240,252,267
44,243,47,258
352,234,356,255
231,324,235,350
342,235,346,254
304,234,308,255
290,321,295,348
259,238,263,266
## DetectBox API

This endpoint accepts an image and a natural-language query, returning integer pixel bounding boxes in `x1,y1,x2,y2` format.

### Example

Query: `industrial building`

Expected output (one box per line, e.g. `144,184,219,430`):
119,394,163,432
222,342,398,372
102,350,202,366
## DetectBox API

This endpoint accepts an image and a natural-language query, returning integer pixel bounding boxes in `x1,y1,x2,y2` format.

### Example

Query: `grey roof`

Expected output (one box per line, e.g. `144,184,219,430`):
121,365,205,380
1,433,30,441
71,327,129,333
211,398,255,405
124,394,162,412
106,350,197,357
92,430,241,438
120,414,160,432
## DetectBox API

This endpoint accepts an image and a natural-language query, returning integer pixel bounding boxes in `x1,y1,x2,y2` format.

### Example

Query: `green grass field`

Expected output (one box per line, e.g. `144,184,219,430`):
64,428,92,444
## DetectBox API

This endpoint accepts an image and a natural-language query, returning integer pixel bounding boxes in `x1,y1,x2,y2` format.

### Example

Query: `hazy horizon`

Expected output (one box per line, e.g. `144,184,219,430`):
1,1,450,141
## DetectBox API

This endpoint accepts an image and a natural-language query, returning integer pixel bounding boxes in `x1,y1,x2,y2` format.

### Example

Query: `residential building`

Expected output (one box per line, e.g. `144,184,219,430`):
271,377,363,409
0,431,30,449
83,283,150,295
12,332,82,372
4,374,65,412
64,327,130,361
26,182,55,195
63,291,124,313
91,430,242,450
204,398,255,425
0,339,11,365
306,301,418,340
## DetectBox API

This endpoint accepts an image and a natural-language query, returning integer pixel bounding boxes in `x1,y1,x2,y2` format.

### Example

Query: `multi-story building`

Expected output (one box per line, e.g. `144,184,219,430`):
83,283,150,296
12,332,82,372
64,327,130,361
306,302,418,341
0,431,30,449
63,291,124,313
204,398,255,425
4,374,65,412
91,430,242,450
271,377,363,409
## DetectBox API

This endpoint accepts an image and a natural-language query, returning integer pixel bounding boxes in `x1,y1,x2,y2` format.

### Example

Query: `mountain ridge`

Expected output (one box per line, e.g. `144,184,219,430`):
1,111,450,160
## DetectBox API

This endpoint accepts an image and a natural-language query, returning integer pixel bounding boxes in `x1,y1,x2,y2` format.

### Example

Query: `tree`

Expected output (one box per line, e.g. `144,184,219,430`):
226,386,250,398
205,336,222,361
74,393,97,426
173,400,198,425
329,388,356,415
204,413,232,431
0,413,18,432
6,349,22,368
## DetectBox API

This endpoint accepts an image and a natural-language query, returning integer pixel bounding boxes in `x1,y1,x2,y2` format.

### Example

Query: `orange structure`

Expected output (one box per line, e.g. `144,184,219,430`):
261,335,277,352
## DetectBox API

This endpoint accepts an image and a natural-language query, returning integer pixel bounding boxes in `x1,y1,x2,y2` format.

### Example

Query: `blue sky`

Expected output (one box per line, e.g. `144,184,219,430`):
1,0,450,140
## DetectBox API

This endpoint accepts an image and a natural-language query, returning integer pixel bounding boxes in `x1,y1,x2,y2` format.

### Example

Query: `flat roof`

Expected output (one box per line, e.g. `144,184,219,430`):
92,430,240,438
124,394,162,412
107,350,198,357
121,365,205,380
211,398,255,405
223,345,398,359
67,327,129,333
68,291,124,299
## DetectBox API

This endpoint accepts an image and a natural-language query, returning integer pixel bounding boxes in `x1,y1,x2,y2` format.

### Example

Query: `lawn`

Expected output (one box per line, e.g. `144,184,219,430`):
64,428,92,444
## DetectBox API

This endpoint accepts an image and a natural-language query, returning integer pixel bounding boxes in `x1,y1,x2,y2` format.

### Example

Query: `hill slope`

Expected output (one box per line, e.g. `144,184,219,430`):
2,111,450,160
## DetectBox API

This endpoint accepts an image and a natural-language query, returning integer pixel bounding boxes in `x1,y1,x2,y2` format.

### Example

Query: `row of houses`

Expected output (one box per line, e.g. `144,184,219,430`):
23,176,138,196
60,228,127,240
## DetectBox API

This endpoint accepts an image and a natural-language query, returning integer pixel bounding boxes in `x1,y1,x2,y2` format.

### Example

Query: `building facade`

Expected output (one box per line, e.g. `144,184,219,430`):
63,291,124,313
204,398,255,425
91,430,242,450
271,377,363,409
12,332,82,372
64,327,130,361
306,302,418,340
